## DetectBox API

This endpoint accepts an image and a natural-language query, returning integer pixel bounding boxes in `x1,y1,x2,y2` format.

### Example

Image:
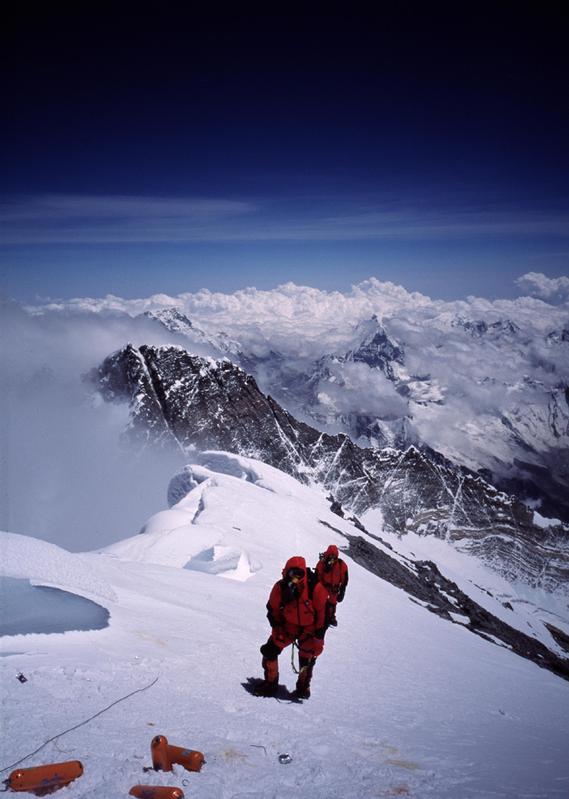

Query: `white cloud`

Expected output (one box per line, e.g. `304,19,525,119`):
0,302,187,551
317,360,408,419
27,275,569,356
516,272,569,305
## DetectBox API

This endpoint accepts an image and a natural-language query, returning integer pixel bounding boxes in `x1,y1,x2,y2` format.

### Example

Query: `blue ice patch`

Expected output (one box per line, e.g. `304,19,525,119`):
0,577,110,636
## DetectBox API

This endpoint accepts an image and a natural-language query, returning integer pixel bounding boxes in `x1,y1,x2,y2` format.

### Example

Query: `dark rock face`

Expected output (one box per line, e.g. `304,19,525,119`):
91,344,569,593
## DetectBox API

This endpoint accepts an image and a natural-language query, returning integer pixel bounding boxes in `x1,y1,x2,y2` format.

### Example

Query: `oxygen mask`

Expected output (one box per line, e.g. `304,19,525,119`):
286,567,304,594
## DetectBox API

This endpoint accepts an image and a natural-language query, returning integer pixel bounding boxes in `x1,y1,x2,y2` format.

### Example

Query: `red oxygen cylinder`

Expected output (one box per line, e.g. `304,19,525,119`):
151,735,205,773
129,787,184,799
7,760,83,793
167,746,205,773
151,735,172,772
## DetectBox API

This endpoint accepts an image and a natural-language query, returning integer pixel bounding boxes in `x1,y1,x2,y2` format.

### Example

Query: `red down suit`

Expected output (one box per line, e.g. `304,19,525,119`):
266,555,329,660
315,545,349,608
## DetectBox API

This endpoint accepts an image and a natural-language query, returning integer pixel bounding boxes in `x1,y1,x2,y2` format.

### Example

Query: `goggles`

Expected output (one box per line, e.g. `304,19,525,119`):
287,568,305,582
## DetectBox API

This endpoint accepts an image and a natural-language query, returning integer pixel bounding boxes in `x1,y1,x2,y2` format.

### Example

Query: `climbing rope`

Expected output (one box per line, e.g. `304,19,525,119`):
0,675,160,775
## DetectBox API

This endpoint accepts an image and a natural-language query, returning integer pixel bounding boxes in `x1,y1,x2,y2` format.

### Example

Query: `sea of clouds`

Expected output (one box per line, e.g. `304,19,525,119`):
2,272,568,549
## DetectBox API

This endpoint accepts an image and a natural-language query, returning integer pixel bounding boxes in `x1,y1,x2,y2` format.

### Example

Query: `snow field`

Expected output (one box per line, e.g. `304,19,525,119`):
1,453,569,797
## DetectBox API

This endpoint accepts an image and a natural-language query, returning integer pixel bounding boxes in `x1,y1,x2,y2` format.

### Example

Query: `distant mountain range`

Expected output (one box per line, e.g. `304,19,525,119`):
138,305,569,524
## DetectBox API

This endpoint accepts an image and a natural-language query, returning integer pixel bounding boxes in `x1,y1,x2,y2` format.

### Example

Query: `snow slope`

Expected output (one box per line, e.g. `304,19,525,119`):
1,453,569,798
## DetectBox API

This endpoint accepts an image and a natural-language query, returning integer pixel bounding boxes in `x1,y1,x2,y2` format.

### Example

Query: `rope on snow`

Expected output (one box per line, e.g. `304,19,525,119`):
0,675,160,775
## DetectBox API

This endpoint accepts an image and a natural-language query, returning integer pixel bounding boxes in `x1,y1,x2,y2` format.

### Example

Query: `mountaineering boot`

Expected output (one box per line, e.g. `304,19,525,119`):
257,657,279,696
294,668,311,699
327,604,338,627
294,658,314,699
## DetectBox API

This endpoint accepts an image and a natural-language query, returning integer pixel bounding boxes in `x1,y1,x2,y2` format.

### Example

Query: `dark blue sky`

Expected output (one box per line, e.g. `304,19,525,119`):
2,4,568,301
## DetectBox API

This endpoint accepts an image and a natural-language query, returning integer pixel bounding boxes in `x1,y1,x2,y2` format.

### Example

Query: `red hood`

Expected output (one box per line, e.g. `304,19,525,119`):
282,555,306,577
324,545,339,558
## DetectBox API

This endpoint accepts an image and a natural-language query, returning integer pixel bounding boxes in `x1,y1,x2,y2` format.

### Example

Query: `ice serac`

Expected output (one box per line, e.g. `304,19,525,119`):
93,344,569,594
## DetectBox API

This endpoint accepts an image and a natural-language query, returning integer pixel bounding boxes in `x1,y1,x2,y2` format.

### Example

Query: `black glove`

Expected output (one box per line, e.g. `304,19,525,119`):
314,627,326,640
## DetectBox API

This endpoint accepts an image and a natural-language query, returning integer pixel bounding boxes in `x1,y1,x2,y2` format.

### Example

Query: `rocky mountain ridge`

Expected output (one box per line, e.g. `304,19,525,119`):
131,308,569,524
91,343,569,594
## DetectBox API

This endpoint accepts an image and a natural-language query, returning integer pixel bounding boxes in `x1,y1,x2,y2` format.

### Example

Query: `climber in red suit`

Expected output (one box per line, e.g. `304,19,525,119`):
258,555,329,699
315,544,349,627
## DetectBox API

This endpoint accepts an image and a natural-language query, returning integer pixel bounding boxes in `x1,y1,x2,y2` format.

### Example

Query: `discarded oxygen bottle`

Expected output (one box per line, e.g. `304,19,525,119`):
166,744,205,772
150,736,171,772
151,735,205,773
6,760,83,793
129,786,184,799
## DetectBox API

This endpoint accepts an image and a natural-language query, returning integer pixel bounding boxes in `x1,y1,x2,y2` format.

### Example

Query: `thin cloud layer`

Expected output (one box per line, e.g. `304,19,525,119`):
1,194,257,244
3,193,569,244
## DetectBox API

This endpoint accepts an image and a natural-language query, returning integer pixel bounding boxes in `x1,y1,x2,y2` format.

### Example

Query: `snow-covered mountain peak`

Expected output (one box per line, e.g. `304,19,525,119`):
345,316,405,378
141,306,242,357
451,316,521,339
143,307,195,333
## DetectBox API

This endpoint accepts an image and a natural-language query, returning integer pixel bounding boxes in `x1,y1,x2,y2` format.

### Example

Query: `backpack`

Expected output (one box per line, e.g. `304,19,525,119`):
305,566,319,598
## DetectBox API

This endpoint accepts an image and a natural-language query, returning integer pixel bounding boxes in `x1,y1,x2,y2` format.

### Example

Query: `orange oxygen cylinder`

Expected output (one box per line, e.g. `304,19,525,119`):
151,735,205,773
167,746,205,773
7,760,83,794
129,786,184,799
151,735,172,772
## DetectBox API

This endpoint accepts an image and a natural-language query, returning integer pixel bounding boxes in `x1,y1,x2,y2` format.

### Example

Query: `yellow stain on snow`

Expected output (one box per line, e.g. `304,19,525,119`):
384,758,422,771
